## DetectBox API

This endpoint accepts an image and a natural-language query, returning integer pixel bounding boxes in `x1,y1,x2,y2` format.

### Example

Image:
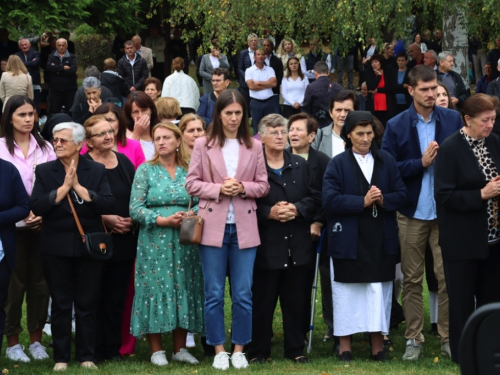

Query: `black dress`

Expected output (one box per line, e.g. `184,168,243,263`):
333,152,398,283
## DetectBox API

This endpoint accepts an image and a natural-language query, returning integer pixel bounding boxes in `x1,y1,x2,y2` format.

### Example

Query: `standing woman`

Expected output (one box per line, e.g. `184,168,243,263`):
130,122,205,366
0,95,56,362
199,38,230,95
281,57,309,119
30,122,114,371
185,89,269,370
366,54,396,126
124,91,159,161
0,55,33,111
81,115,137,363
143,77,162,102
323,111,407,361
436,81,455,110
161,57,200,115
179,113,206,157
276,38,302,71
435,94,500,362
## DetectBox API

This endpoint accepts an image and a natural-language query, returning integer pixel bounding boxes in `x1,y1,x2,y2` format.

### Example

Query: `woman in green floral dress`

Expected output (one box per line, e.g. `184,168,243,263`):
129,122,204,366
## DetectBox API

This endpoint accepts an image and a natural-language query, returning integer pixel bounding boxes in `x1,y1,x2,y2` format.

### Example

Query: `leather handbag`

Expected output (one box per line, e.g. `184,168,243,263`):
179,198,210,245
67,194,113,260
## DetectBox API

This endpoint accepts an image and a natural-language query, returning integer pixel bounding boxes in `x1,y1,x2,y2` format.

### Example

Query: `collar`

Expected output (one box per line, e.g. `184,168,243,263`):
416,110,435,123
408,102,442,126
54,50,70,58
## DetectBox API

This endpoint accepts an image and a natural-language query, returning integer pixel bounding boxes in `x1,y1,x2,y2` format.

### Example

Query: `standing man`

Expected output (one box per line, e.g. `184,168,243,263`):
437,51,469,108
476,62,492,94
16,39,42,112
262,39,284,115
300,39,331,82
432,29,443,54
237,33,259,110
381,65,462,361
358,82,368,110
423,50,438,71
46,38,77,114
116,40,148,95
245,49,276,133
132,35,153,76
407,44,424,71
197,67,230,125
395,52,411,114
145,26,166,82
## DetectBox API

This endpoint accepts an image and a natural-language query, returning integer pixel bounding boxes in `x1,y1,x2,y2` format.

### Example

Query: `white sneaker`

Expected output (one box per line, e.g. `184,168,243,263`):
172,348,199,364
29,342,49,360
231,352,248,369
212,351,230,370
43,323,52,336
186,332,196,348
6,344,31,362
151,350,168,366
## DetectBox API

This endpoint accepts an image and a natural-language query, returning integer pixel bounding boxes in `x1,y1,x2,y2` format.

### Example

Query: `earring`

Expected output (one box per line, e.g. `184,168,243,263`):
176,147,179,152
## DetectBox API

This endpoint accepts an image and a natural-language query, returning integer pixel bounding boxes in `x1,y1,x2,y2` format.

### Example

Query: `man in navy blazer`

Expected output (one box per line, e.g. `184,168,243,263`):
0,159,30,358
237,33,259,111
381,65,462,361
16,39,42,112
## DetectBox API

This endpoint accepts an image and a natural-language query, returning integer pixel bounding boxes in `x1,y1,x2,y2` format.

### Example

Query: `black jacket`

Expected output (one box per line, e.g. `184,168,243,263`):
307,147,330,224
256,149,322,269
100,71,129,101
15,49,41,85
237,49,253,88
46,52,78,91
268,54,284,95
365,67,398,119
70,86,114,124
437,70,470,107
30,157,115,257
116,54,148,92
302,76,335,128
435,131,500,261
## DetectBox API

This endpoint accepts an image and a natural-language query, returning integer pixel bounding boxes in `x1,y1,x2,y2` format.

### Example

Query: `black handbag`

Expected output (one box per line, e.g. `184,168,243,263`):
67,194,113,260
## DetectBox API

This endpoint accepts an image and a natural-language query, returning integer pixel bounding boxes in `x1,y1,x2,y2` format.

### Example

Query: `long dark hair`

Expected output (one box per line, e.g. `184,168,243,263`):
206,89,252,149
95,102,128,147
285,57,305,80
123,91,159,136
0,95,50,155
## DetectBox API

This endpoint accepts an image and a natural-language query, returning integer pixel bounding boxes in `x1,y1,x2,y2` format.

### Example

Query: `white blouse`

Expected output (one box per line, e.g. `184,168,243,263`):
281,76,309,106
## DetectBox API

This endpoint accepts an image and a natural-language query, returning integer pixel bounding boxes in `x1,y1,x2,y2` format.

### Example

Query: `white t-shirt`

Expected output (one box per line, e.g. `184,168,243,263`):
281,76,309,106
245,64,275,100
222,139,240,224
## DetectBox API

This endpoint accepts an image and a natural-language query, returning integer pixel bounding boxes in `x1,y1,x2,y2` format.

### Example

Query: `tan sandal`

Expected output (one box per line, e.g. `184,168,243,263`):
80,361,98,369
53,363,68,371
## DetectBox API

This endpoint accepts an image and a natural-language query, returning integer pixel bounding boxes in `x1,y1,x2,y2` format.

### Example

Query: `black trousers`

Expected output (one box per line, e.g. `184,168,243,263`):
151,60,165,82
237,87,251,116
246,265,311,360
43,254,103,363
319,246,334,334
249,98,276,134
0,259,12,360
49,89,77,115
95,259,134,361
443,243,500,363
282,105,301,119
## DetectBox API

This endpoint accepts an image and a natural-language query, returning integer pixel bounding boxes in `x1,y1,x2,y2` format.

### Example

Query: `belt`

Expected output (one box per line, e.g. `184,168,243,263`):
251,96,273,103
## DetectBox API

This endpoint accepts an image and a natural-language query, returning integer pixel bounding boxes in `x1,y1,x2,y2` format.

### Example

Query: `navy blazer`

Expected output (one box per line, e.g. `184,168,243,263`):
0,159,30,269
15,49,41,85
197,92,216,126
323,149,408,260
30,157,115,257
237,49,253,88
381,103,462,218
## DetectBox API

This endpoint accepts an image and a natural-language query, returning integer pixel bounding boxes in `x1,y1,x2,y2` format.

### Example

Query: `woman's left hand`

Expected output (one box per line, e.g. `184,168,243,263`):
277,202,298,222
24,211,42,231
88,99,102,113
221,177,244,196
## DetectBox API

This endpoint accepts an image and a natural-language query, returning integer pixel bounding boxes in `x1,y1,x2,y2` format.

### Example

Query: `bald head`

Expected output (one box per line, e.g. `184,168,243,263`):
407,43,423,62
56,38,68,55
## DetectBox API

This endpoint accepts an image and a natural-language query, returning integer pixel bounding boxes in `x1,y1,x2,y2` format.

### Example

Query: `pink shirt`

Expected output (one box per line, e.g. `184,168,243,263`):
0,135,56,195
80,138,146,170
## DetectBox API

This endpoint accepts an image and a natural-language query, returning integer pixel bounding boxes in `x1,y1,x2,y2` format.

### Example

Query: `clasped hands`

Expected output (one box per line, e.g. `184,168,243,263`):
364,186,384,208
481,176,500,200
220,177,244,197
269,201,298,222
156,210,195,228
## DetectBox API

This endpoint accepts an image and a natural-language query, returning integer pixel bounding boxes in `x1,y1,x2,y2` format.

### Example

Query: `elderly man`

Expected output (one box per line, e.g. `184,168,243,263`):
407,43,424,71
237,33,259,110
358,82,368,110
116,40,148,94
145,26,166,81
476,62,492,94
16,38,42,112
132,35,153,76
197,67,230,126
437,51,469,107
300,39,332,82
45,38,77,114
423,50,438,70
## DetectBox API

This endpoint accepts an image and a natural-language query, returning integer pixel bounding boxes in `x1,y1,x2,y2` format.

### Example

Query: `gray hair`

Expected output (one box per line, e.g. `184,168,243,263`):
18,38,30,46
426,50,437,61
360,82,367,88
52,122,86,144
247,33,258,41
132,35,142,43
82,76,101,90
56,38,68,46
437,51,453,63
258,114,288,136
84,65,100,79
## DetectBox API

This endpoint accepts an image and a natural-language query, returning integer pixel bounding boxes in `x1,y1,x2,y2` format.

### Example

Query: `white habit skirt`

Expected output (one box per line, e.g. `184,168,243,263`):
330,258,392,336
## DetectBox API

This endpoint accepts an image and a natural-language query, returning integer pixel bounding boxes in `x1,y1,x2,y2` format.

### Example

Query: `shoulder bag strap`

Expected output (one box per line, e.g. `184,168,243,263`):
67,194,86,243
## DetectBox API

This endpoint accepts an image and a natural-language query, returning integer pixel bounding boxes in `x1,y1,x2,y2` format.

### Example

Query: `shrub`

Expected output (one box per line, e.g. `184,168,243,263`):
74,34,113,72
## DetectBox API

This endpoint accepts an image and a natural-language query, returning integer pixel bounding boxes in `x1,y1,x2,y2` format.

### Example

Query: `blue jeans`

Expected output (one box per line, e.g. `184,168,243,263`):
198,224,257,346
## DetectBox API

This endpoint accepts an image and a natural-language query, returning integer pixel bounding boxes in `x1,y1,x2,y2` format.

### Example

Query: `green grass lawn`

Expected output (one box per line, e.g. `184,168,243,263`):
2,279,459,375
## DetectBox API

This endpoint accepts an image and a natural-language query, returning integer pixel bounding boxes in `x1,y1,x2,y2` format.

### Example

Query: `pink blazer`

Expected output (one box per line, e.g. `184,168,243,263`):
186,136,270,249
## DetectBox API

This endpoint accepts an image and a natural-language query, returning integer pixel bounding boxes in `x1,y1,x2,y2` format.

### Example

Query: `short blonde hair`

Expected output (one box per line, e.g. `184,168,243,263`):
179,113,205,134
156,97,182,120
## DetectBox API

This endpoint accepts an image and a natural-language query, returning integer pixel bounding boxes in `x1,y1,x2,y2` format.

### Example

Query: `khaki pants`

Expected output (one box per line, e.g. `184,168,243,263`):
398,213,449,344
4,229,49,336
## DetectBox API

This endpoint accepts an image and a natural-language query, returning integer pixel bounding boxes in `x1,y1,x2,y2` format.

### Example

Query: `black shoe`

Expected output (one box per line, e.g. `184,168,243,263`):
249,357,267,364
292,356,310,364
384,337,393,346
338,351,352,362
332,336,341,354
430,323,439,336
370,351,387,362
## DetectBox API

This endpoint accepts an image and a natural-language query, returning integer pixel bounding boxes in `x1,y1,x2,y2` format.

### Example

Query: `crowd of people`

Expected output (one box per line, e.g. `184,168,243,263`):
0,26,500,373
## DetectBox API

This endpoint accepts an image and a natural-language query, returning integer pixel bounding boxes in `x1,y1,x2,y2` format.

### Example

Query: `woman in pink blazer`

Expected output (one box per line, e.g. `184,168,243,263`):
186,89,269,370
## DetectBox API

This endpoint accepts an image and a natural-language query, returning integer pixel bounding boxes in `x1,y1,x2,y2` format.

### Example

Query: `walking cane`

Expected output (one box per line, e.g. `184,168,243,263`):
307,229,325,354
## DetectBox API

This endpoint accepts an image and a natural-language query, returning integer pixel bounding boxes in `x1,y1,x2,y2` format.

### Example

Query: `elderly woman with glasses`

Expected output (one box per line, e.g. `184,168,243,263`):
71,77,103,124
30,122,114,371
246,114,321,364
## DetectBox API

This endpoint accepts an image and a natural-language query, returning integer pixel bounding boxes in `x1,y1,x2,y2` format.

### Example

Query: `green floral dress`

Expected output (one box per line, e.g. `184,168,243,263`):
129,163,204,336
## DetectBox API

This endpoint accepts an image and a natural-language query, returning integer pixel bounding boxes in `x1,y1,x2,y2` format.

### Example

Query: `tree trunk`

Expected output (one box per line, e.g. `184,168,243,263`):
442,6,469,89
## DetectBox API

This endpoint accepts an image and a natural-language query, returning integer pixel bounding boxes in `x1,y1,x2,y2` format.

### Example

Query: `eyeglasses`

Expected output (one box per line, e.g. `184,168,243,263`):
90,129,114,138
52,137,74,145
267,130,288,138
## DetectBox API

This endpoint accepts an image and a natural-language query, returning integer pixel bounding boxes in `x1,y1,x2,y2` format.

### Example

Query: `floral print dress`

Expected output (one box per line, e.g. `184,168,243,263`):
129,163,204,336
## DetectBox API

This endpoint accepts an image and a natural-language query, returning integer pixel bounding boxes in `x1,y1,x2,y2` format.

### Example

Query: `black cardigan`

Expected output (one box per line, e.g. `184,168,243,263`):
435,130,500,261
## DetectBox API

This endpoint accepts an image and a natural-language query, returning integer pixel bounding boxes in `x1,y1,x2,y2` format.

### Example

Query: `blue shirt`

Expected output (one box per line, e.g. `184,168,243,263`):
396,70,407,105
414,112,437,220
